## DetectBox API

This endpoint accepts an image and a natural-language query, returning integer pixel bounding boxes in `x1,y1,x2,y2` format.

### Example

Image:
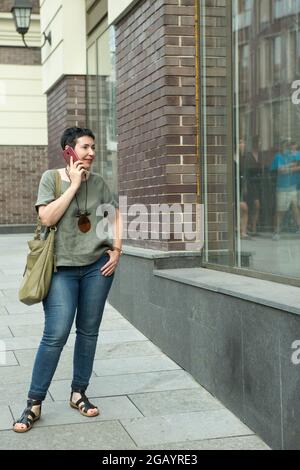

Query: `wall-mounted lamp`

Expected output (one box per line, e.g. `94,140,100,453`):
11,0,51,48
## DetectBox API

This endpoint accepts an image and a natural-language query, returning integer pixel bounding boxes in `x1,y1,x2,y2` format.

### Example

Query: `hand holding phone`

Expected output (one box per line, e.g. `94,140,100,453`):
63,146,86,187
63,146,79,166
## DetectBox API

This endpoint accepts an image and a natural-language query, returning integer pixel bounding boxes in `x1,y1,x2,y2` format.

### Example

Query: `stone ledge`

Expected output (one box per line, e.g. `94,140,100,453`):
153,267,300,316
122,245,202,259
0,225,35,234
122,245,202,269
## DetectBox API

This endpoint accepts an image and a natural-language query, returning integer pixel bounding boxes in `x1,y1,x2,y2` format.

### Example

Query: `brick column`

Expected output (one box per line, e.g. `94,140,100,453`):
116,0,197,251
47,75,87,169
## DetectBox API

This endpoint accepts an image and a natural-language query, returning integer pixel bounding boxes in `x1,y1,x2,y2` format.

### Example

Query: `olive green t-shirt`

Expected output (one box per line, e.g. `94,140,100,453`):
35,169,118,267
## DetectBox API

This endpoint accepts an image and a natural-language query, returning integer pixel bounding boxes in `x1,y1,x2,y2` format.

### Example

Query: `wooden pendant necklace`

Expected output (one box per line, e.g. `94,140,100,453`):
65,168,91,233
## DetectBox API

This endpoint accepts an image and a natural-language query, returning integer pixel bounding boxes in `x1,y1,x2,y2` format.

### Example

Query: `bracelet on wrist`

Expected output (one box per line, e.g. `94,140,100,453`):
113,247,123,255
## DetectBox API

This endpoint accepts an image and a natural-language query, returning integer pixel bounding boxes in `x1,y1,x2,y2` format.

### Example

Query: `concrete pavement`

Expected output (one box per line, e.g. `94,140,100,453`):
0,234,270,450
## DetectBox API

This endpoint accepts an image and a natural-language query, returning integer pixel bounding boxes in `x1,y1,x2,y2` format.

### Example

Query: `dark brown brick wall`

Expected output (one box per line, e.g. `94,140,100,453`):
47,75,87,169
0,146,48,224
0,46,41,65
0,0,39,13
116,0,197,251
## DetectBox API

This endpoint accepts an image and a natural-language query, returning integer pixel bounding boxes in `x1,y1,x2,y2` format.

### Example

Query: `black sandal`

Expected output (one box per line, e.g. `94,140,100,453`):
69,390,99,417
12,399,42,433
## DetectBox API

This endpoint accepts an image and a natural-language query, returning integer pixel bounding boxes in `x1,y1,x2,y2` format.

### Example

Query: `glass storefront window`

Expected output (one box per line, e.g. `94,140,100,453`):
87,43,98,147
200,0,300,282
87,25,118,196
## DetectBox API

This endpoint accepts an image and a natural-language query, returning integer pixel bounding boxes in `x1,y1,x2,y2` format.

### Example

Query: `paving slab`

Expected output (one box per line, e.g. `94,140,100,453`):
0,306,8,315
3,336,46,351
94,340,164,359
99,317,136,331
9,324,51,338
0,421,137,450
121,409,254,447
0,362,77,384
0,381,52,405
102,308,124,320
128,388,224,416
93,355,181,377
1,269,25,276
0,313,44,326
0,282,21,290
143,435,270,450
0,326,13,338
0,289,23,300
49,370,200,400
0,351,18,367
0,406,13,431
3,301,43,315
0,275,23,285
68,329,148,346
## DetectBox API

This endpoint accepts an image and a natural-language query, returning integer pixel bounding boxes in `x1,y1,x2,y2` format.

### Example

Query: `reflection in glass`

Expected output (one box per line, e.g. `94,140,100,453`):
87,44,97,146
87,26,118,196
97,28,118,194
233,0,300,278
200,0,300,280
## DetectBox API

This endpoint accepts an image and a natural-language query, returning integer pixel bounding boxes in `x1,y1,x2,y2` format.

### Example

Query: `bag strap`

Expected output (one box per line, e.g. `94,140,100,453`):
54,169,61,200
34,170,61,240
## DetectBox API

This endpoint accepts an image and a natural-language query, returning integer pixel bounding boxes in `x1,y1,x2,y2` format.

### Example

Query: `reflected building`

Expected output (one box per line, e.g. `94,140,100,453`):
201,0,300,279
235,0,300,231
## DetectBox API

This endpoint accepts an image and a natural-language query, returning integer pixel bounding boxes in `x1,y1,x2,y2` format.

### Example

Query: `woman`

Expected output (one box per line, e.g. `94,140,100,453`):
245,136,262,236
13,127,122,432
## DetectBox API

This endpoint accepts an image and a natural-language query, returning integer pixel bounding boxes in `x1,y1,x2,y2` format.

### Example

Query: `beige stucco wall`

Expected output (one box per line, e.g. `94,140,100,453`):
0,12,47,146
40,0,86,93
108,0,138,25
0,64,47,145
39,0,138,92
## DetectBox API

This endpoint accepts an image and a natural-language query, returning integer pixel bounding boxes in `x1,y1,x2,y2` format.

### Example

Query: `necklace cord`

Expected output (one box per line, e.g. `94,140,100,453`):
65,168,89,216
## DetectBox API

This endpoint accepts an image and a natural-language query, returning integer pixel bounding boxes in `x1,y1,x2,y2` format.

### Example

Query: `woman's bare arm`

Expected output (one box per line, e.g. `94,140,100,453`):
38,158,85,227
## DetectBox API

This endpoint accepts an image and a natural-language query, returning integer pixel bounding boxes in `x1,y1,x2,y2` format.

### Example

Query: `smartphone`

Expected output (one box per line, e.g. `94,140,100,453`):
63,146,79,165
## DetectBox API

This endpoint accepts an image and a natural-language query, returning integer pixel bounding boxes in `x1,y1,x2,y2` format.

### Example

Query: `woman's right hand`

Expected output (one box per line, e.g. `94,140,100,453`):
68,156,86,188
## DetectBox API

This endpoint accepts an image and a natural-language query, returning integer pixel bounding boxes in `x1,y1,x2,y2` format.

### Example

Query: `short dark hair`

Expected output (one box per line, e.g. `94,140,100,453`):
60,127,95,150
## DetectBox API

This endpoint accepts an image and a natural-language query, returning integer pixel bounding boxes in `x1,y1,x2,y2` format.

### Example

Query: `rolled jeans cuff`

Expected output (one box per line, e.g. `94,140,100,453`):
71,382,88,393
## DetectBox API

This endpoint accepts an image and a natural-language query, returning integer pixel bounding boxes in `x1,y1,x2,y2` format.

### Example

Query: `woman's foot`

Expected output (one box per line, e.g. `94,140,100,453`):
12,399,42,433
70,391,99,417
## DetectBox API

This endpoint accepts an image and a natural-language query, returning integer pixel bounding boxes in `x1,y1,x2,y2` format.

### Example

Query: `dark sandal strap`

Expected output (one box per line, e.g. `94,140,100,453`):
72,391,97,412
14,400,41,427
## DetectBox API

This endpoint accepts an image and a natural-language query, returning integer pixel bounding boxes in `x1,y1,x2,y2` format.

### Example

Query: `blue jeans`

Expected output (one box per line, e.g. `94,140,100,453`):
28,255,114,401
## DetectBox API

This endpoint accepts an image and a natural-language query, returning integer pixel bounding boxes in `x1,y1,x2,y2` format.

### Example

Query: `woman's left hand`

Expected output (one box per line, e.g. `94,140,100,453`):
101,250,120,277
